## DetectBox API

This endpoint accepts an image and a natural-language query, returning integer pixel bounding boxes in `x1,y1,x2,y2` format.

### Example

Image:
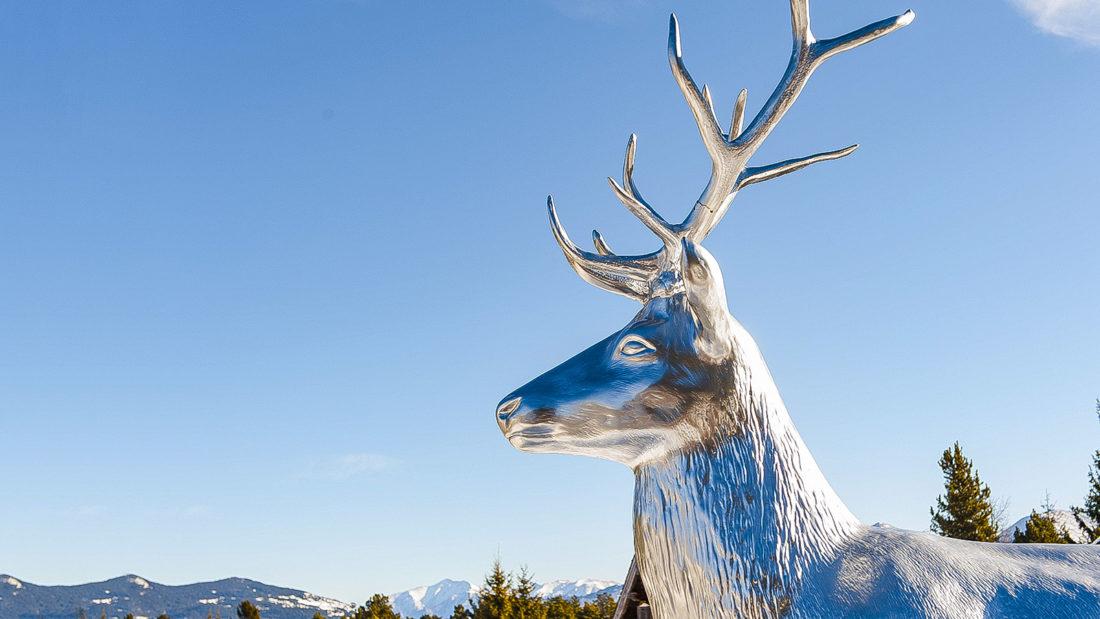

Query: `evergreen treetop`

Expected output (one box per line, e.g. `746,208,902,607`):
471,559,513,619
1013,509,1073,544
363,594,401,619
236,601,261,619
512,567,545,619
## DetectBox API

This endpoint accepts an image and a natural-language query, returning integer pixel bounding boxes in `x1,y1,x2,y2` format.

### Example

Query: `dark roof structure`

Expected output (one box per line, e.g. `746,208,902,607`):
612,557,651,619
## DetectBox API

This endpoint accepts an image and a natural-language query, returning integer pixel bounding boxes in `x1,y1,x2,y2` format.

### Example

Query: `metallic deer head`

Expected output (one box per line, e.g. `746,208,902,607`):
497,1,913,469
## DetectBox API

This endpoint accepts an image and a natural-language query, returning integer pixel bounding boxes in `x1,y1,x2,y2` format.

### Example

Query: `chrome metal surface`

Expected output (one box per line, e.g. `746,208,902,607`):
497,2,1100,617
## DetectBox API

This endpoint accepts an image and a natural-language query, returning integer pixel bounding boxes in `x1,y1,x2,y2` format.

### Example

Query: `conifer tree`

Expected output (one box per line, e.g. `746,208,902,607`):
449,604,471,619
237,601,261,619
1013,509,1073,543
578,594,616,619
544,597,579,619
362,594,400,619
157,614,170,619
512,567,545,619
101,609,108,619
125,614,135,619
472,558,512,619
313,613,327,619
930,442,1000,542
1072,399,1100,542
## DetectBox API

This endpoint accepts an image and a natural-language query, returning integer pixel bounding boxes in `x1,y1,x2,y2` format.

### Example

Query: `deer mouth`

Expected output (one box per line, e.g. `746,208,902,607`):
506,426,559,445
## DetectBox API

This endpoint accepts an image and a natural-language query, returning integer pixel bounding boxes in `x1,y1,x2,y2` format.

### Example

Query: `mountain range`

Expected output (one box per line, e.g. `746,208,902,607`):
387,578,619,618
0,575,621,619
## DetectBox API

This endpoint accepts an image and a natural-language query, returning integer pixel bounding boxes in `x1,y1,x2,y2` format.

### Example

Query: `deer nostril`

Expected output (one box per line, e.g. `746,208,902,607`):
497,396,522,422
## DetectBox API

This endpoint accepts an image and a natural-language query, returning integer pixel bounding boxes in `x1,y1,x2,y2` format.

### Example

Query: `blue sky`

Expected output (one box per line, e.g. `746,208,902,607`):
1,0,1098,604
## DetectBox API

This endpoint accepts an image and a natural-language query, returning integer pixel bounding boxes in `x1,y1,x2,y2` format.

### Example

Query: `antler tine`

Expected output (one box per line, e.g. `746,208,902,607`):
546,196,660,302
668,15,728,153
678,1,913,242
738,144,858,190
592,230,614,256
607,134,678,246
730,89,747,140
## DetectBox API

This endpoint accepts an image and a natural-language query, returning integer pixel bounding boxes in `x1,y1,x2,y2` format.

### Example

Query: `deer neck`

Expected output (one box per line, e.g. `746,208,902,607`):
632,331,858,617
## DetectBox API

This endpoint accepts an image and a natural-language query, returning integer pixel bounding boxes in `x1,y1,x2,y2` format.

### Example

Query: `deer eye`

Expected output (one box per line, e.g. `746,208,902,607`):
617,335,657,359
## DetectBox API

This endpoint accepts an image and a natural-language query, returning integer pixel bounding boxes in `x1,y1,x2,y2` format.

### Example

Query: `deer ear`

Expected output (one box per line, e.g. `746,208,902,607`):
680,238,733,359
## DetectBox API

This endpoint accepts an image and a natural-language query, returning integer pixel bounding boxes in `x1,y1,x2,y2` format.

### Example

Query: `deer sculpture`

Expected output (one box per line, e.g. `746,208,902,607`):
495,2,1100,617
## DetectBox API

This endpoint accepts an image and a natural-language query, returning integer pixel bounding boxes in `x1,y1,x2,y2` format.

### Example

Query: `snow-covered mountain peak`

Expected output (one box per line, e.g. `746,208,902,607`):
388,578,621,618
535,579,618,599
389,579,475,618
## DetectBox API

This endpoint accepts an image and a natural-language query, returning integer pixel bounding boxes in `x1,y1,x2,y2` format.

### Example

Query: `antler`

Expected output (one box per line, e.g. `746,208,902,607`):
548,0,914,301
675,2,914,241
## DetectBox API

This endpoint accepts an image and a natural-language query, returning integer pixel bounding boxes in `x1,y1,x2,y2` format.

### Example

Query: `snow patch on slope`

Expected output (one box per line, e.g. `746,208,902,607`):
536,579,619,599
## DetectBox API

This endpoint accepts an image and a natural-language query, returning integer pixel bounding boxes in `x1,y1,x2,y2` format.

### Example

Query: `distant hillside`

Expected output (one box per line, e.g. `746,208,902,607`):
0,575,351,619
0,574,622,619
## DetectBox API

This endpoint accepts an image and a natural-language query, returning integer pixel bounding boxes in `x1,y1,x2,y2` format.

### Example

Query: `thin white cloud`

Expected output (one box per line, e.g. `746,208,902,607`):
1011,0,1100,46
301,453,395,480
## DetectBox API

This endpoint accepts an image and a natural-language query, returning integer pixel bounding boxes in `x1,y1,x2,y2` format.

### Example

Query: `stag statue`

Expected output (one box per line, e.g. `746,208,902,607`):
495,2,1100,617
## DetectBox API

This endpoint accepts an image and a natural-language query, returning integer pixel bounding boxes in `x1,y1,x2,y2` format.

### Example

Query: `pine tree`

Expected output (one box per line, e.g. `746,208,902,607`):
577,594,616,619
125,614,135,619
930,442,1000,542
101,610,108,619
157,614,170,619
1072,399,1100,542
512,567,545,619
1013,509,1073,543
544,597,579,619
313,613,327,619
450,605,471,619
472,558,513,619
362,594,400,619
237,601,261,619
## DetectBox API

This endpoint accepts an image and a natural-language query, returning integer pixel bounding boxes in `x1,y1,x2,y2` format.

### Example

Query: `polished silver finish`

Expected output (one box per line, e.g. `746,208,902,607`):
498,2,1100,617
